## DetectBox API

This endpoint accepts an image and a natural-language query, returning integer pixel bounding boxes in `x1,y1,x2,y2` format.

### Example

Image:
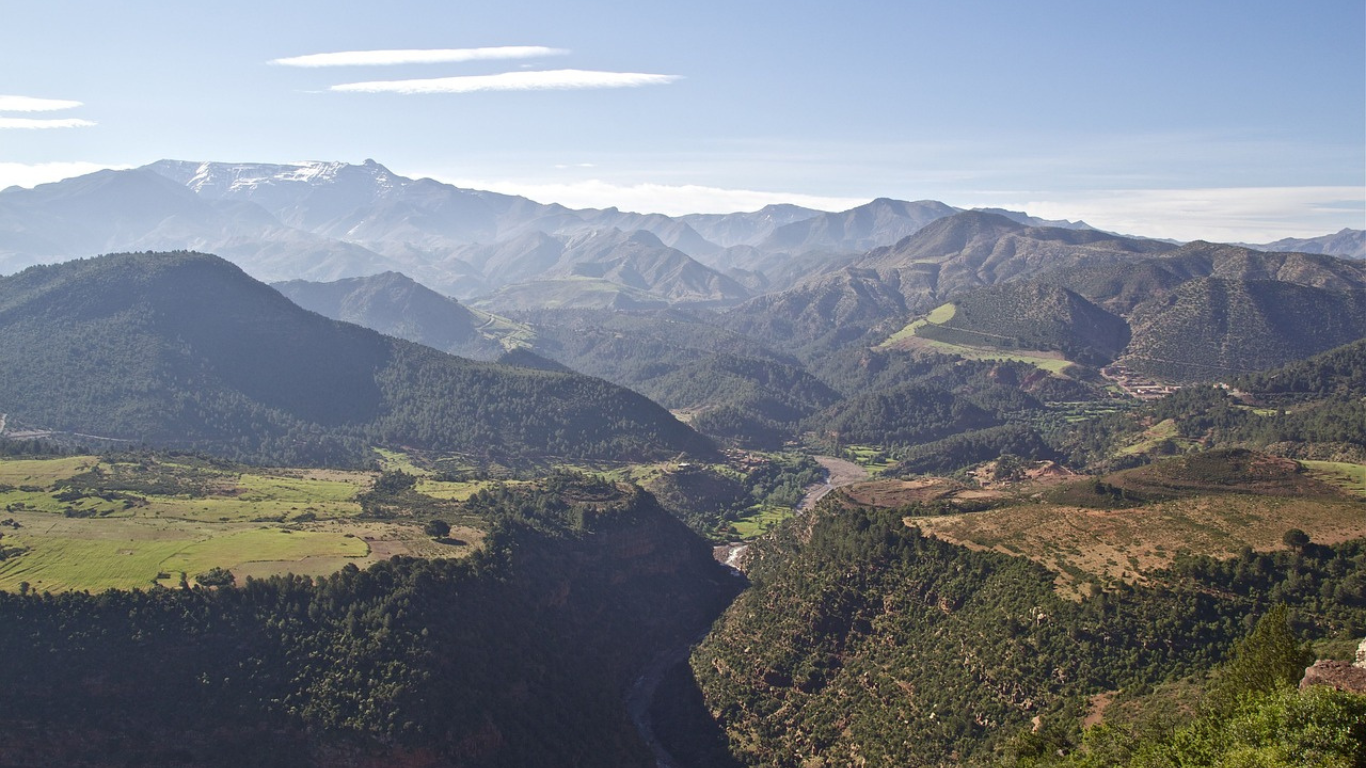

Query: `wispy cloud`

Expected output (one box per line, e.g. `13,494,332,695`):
271,46,567,67
425,176,866,216
0,95,83,112
331,69,681,94
973,186,1365,242
0,117,96,129
0,162,124,189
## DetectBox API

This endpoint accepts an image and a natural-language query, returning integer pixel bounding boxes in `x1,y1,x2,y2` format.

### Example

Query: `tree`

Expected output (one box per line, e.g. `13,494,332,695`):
1208,604,1313,714
196,567,236,588
424,519,451,539
1282,528,1311,551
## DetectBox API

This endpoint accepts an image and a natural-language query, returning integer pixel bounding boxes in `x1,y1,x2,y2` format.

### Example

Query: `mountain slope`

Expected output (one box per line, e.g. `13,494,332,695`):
0,252,713,464
1245,228,1366,260
759,198,959,254
272,271,509,360
1047,241,1366,315
725,211,1171,356
916,282,1130,365
1120,278,1366,382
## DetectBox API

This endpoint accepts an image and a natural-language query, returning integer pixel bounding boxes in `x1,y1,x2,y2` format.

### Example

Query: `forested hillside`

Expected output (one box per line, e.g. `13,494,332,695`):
0,475,739,767
272,271,509,360
692,501,1366,767
0,252,713,465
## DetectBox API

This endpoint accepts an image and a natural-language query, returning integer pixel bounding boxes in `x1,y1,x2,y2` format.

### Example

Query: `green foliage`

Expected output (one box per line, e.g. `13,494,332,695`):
693,501,1366,767
808,381,1000,448
1036,687,1366,767
1204,605,1314,714
890,423,1058,476
195,566,236,587
1123,278,1366,383
0,252,713,466
1282,528,1310,550
1236,337,1366,397
0,477,738,765
918,282,1130,365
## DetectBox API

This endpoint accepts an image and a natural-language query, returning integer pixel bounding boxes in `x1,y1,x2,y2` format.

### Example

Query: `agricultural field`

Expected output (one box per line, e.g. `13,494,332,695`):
729,504,795,539
898,453,1366,597
878,302,1076,374
0,454,479,593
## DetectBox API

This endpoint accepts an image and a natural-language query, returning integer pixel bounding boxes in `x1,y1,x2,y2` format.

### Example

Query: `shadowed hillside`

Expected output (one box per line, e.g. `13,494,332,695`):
0,251,714,465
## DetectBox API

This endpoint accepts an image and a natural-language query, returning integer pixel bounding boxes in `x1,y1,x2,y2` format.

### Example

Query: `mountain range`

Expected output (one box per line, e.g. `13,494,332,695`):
0,159,1158,311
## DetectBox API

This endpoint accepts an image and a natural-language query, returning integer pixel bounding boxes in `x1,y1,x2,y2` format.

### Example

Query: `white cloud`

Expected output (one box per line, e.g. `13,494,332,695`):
270,46,567,67
0,162,124,189
330,69,681,94
0,95,82,112
971,186,1365,242
0,117,96,129
424,176,866,215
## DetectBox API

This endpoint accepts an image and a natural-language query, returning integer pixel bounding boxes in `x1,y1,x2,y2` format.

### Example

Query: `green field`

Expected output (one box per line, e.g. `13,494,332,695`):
0,509,371,592
0,454,475,592
843,445,898,473
1302,460,1366,497
731,504,795,538
1116,418,1191,456
877,302,1074,374
0,455,99,486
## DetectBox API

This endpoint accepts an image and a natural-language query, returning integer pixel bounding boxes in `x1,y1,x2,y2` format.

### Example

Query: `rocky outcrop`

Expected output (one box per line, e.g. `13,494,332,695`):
1301,660,1366,694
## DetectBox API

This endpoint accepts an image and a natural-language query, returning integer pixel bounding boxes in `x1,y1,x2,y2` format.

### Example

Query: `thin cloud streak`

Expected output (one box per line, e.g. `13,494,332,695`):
331,69,681,94
271,46,568,67
978,186,1365,242
0,95,83,112
0,117,96,129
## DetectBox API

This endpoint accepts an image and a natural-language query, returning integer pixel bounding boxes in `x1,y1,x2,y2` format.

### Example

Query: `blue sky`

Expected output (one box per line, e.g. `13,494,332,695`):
1,0,1361,241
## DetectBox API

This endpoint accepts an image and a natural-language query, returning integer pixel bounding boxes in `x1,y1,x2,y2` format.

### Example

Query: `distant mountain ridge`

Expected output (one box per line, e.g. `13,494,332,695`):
724,211,1173,353
0,159,1102,312
1242,228,1366,260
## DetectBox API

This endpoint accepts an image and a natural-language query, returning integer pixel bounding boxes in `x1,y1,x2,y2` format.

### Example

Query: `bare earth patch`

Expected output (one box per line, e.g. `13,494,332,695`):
907,494,1366,598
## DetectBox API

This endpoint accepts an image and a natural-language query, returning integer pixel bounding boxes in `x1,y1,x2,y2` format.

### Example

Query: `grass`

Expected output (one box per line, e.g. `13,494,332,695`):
0,507,374,592
731,504,796,538
468,307,538,349
842,445,898,473
0,454,483,592
160,528,368,582
1116,419,1191,456
375,448,430,476
0,456,98,486
880,302,957,348
1301,460,1366,497
877,301,1078,374
416,478,505,501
